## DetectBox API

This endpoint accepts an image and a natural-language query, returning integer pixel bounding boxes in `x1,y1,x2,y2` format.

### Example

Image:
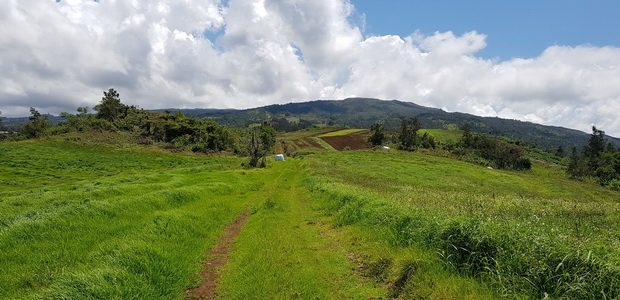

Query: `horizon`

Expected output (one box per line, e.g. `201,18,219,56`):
3,96,619,138
1,1,619,135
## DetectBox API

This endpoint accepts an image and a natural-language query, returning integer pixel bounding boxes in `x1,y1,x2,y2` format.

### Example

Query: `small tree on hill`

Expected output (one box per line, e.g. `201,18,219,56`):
247,123,276,168
583,126,606,171
368,121,385,146
94,88,127,122
22,107,49,138
398,117,421,151
460,123,473,147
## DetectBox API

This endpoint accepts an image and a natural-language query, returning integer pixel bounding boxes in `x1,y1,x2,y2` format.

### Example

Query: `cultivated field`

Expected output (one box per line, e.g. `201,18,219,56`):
1,135,618,299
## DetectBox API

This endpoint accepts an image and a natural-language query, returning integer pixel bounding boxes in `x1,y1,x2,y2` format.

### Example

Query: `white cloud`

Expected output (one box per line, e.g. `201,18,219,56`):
0,0,619,136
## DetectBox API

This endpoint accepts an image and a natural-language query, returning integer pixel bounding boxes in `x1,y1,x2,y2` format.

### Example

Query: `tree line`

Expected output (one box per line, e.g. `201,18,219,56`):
567,127,620,189
368,118,532,171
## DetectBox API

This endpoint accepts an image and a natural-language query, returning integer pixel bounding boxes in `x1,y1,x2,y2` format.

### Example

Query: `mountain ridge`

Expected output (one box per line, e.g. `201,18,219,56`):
3,98,619,150
155,98,620,150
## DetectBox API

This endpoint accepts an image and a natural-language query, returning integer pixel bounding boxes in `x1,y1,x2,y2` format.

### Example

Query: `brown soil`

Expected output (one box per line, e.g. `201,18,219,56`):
320,134,371,151
303,138,324,149
186,211,249,299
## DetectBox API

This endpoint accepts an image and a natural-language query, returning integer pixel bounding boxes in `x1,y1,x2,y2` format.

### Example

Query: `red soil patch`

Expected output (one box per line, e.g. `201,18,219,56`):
320,133,371,151
186,211,249,299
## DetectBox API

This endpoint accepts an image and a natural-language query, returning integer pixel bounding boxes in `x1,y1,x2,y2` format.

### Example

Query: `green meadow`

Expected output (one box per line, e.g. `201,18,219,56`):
418,128,463,144
317,128,367,137
1,137,618,299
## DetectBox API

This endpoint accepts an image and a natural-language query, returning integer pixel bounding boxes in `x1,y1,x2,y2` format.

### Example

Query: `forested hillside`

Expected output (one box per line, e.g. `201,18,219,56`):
156,98,620,150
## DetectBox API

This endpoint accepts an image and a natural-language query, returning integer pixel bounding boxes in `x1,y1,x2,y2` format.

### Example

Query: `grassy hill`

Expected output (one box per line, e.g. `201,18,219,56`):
1,134,618,299
160,98,620,150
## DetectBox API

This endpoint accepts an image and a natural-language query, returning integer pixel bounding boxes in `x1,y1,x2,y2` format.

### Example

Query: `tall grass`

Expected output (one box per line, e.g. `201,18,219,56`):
306,151,620,298
0,140,258,299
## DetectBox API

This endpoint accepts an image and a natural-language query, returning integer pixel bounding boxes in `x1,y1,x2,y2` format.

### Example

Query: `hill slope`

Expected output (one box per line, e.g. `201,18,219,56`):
160,98,620,150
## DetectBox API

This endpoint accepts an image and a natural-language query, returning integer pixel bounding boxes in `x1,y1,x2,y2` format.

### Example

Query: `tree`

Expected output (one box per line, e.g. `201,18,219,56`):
94,88,127,122
460,123,473,147
567,146,588,179
368,121,385,146
247,123,276,168
398,117,421,151
583,126,606,171
22,107,49,138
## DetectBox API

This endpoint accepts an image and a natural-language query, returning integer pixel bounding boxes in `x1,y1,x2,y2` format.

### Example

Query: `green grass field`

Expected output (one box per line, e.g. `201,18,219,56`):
317,128,367,137
1,137,618,299
307,151,620,298
418,128,463,144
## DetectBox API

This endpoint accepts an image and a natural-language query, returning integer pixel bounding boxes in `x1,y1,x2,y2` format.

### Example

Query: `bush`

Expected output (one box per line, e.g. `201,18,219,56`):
456,133,531,170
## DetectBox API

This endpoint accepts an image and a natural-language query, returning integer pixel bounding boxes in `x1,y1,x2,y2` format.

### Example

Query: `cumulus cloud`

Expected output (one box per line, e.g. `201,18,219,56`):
0,0,619,136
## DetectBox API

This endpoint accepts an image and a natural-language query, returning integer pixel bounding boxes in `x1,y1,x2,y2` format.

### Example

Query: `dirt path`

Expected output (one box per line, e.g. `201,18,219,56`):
186,211,249,299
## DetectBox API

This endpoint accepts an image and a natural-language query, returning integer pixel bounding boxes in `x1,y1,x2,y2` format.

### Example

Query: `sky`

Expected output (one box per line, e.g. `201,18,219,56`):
352,0,620,60
1,0,619,136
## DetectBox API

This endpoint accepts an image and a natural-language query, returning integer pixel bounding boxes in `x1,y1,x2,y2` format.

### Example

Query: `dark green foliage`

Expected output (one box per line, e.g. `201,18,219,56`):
555,145,565,157
94,89,128,122
398,117,421,151
138,111,237,153
567,127,620,187
457,131,532,170
596,152,619,185
59,112,114,132
368,121,385,146
567,147,588,179
21,107,49,138
247,123,276,168
583,126,606,170
268,117,313,132
167,98,620,150
12,89,242,155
